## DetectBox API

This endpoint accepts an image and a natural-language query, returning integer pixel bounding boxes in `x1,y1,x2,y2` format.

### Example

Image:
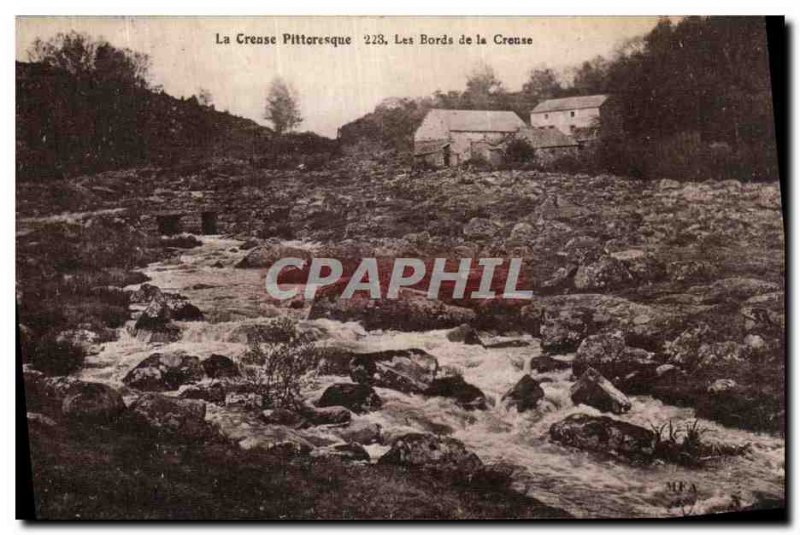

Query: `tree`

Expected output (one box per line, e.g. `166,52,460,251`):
572,56,610,95
464,63,504,108
28,30,150,88
264,78,302,134
522,68,563,104
196,88,213,107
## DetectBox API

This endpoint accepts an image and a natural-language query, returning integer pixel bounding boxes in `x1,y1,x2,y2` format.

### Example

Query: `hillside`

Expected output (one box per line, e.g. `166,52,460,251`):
17,61,337,180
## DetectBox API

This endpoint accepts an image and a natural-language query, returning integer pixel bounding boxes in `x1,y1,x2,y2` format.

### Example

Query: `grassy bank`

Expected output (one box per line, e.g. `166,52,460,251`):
25,418,568,520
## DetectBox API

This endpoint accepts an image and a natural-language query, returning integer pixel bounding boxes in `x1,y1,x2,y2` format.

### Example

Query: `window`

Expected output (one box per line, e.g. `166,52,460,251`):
544,114,549,119
570,111,576,117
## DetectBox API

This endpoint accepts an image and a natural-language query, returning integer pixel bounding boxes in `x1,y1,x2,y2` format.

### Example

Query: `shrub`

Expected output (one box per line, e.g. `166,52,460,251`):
651,419,750,466
239,318,318,409
30,335,86,376
503,138,536,166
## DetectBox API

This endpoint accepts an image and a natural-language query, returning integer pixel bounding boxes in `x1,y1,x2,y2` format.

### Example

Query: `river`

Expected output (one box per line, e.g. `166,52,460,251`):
78,235,785,519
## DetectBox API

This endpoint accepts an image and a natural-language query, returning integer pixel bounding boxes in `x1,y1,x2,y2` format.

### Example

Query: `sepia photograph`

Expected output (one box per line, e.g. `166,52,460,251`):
14,15,785,521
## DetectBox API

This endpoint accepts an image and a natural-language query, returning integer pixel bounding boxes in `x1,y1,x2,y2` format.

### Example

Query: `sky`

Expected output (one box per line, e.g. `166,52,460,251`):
17,16,661,138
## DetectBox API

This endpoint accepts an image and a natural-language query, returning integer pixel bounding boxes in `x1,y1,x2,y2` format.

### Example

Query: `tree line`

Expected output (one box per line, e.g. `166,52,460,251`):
340,16,779,181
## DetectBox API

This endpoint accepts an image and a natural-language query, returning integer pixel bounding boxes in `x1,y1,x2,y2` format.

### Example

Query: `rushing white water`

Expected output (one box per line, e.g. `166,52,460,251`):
80,236,785,519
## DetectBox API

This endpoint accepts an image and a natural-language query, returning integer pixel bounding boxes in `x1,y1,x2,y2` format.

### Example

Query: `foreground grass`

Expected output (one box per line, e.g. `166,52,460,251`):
26,419,569,520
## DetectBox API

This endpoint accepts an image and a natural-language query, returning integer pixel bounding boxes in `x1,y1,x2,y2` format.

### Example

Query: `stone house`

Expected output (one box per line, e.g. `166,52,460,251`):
530,94,609,140
413,109,526,167
516,127,580,163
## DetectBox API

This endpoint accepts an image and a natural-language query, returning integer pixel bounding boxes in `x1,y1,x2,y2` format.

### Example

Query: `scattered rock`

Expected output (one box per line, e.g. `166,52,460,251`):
424,376,489,410
573,331,657,388
549,413,655,462
129,393,209,439
463,217,499,240
540,307,591,354
260,408,307,427
238,425,314,455
349,348,439,394
313,442,370,462
664,324,711,369
530,355,571,373
235,244,311,269
379,433,483,476
61,381,125,423
129,283,164,304
446,324,484,346
317,383,382,414
667,260,718,284
123,351,205,391
27,412,57,428
201,354,240,379
501,375,545,412
559,236,605,265
574,255,633,291
300,404,352,425
179,383,227,404
309,289,476,332
570,368,632,414
708,378,737,394
332,420,382,445
224,391,265,410
484,339,530,349
610,249,665,283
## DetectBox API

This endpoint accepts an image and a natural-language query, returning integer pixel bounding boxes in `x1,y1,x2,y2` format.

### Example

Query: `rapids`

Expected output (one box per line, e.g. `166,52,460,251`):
78,236,785,519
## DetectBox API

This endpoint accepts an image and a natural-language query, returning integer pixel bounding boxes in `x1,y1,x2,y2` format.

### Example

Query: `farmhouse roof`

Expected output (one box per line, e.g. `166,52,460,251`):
531,94,609,114
427,109,526,133
517,127,580,149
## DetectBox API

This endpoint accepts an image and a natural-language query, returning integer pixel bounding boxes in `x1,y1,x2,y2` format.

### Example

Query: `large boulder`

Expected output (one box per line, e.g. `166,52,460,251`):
463,217,500,241
530,355,571,374
446,324,484,346
540,307,591,354
740,291,784,338
129,283,164,304
573,331,657,391
501,375,545,412
238,425,314,455
379,433,483,476
164,294,204,321
179,383,227,404
667,260,718,284
424,376,489,410
308,288,476,332
235,244,311,269
61,381,125,424
317,383,382,414
123,351,205,391
610,250,666,284
349,349,439,394
133,298,172,332
559,236,605,265
573,255,633,291
129,393,209,439
537,294,681,353
663,324,711,369
201,354,240,379
332,420,382,445
312,442,370,462
570,368,632,414
549,413,655,462
298,404,353,425
690,277,780,305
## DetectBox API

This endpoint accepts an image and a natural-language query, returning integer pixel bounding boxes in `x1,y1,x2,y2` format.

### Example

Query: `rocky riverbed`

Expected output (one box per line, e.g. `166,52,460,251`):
18,163,785,518
48,234,780,518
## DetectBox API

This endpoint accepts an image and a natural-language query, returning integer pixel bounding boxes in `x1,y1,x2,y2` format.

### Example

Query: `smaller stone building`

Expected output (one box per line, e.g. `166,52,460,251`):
530,95,609,138
413,109,526,167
